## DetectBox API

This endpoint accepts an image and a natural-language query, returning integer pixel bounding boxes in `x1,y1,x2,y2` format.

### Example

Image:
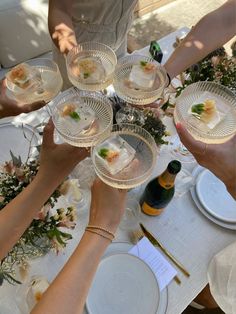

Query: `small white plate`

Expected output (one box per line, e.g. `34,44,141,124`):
196,169,236,223
101,241,168,314
86,253,160,314
0,122,40,164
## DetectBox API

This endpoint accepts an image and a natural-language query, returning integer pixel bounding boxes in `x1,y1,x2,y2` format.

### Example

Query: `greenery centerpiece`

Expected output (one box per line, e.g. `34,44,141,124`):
0,151,76,285
161,43,236,112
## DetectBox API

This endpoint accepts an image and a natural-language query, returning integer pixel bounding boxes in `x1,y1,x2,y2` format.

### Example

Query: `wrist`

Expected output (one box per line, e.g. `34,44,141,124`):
35,170,62,190
83,230,111,247
88,216,119,234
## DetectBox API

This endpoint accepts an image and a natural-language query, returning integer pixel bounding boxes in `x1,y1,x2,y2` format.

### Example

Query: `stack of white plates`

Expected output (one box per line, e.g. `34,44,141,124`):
191,167,236,230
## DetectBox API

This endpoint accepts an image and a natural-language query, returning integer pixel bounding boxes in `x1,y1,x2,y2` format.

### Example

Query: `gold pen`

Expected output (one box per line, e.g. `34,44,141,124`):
139,223,190,278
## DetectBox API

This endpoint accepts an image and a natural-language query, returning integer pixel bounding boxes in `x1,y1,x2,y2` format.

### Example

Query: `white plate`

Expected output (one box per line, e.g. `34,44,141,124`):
196,170,236,223
0,122,40,164
191,166,236,230
86,242,168,314
86,253,160,314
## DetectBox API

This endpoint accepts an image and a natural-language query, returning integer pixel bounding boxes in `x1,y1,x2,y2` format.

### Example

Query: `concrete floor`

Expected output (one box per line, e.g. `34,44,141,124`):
129,0,232,51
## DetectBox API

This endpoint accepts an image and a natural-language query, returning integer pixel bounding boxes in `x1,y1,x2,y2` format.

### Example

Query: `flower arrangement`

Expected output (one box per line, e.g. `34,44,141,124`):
178,46,236,95
0,152,76,285
161,44,236,112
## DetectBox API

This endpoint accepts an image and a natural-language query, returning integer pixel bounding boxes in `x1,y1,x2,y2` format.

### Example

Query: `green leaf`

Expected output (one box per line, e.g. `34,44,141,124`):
161,99,175,111
98,148,109,159
69,111,80,121
83,72,90,79
3,272,22,285
140,61,147,67
191,104,205,115
10,150,22,167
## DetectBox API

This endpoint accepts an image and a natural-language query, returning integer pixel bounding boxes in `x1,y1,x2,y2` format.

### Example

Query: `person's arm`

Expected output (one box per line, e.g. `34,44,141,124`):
31,179,127,314
48,0,77,54
176,123,236,199
0,120,88,260
164,0,236,79
0,79,45,118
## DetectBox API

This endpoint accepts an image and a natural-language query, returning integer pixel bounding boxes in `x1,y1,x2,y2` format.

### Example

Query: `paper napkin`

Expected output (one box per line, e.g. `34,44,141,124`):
129,237,177,290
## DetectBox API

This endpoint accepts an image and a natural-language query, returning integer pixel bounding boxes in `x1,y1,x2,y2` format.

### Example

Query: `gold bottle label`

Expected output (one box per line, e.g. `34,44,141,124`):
142,201,164,216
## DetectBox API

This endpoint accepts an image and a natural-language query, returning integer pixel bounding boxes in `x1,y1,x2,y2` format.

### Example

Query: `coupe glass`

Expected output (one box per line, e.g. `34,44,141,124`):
50,88,113,147
91,123,158,189
6,59,63,103
174,81,236,144
169,82,236,162
113,54,168,105
66,42,117,91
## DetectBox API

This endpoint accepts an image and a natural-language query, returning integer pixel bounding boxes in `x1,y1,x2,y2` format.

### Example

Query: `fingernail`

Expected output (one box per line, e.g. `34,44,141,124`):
176,122,181,130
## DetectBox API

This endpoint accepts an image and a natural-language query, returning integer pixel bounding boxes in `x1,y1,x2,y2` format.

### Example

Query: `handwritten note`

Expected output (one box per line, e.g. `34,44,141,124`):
129,237,177,291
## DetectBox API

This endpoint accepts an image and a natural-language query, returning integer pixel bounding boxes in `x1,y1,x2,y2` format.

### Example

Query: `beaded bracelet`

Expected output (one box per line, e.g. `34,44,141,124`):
85,228,113,242
87,225,115,238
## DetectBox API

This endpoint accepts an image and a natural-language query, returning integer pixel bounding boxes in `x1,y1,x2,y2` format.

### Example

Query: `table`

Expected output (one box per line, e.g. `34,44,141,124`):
1,28,236,314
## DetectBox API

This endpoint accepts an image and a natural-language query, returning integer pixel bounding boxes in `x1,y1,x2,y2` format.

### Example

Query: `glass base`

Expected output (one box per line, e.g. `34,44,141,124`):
115,105,145,125
169,135,196,163
119,197,141,231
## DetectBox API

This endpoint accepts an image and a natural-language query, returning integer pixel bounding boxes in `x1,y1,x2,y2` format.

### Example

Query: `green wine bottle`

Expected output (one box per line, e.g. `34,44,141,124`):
141,160,181,216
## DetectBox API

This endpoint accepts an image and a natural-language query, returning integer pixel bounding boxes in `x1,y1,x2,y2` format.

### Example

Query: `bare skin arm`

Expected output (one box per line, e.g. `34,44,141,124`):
164,0,236,79
31,180,126,314
48,0,77,54
0,120,88,260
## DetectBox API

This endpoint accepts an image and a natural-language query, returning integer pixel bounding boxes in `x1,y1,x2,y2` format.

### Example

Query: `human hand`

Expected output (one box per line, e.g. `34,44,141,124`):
0,79,46,118
176,123,236,199
52,23,77,55
38,119,89,183
89,179,127,233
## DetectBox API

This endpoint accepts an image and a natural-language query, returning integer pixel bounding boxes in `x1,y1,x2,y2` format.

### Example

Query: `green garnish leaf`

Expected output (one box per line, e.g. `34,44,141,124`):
191,103,205,115
69,111,80,121
83,72,90,79
140,61,148,67
98,148,109,159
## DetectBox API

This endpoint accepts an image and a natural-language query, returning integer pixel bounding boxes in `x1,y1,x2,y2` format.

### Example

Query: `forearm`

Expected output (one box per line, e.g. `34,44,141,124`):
31,232,110,314
0,173,61,260
164,0,236,79
48,0,75,49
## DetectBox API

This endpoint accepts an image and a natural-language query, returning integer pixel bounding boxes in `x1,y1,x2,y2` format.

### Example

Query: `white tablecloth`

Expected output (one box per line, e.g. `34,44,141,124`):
1,28,236,314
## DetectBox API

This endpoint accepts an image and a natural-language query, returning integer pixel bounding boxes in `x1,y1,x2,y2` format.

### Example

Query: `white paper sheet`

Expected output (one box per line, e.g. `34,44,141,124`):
129,237,177,291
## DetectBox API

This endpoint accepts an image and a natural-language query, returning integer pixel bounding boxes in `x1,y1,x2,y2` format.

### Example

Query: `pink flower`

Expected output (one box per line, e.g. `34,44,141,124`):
211,56,221,67
58,220,76,229
51,238,65,254
3,161,16,175
35,203,51,220
15,168,25,181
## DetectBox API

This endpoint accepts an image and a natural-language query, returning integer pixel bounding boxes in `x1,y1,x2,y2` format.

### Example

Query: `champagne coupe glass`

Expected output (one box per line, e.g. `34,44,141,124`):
113,54,168,106
66,42,117,91
113,54,168,125
91,123,158,189
170,81,236,162
50,88,113,147
6,59,63,103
